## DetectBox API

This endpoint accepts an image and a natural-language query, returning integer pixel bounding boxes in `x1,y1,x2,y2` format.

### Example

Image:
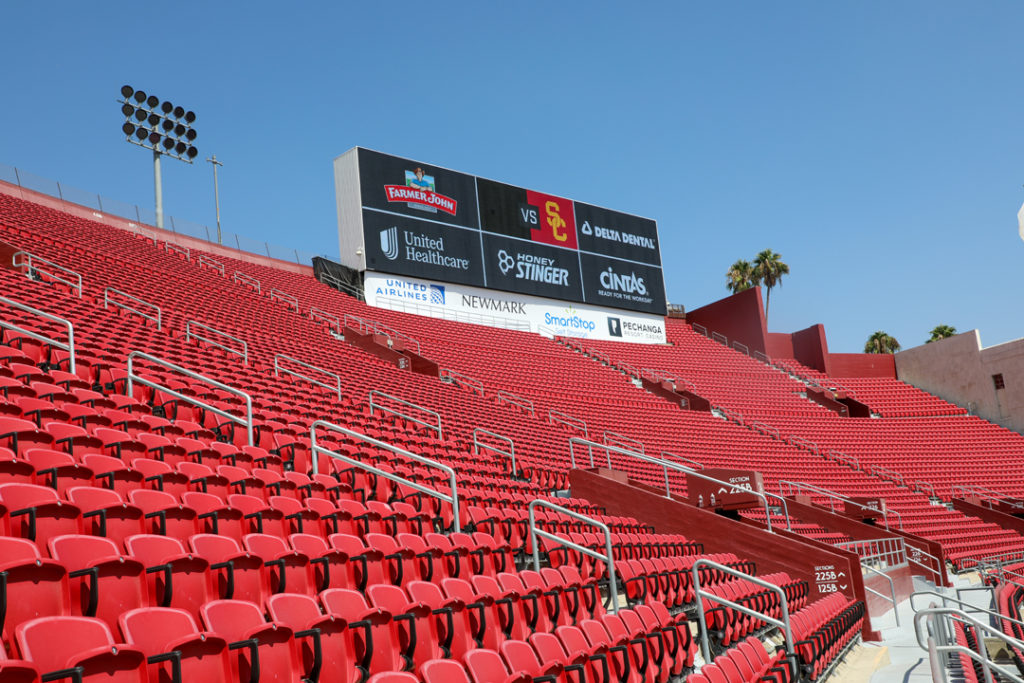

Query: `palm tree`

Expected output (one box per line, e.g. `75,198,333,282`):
926,325,957,343
753,249,790,318
864,331,901,354
725,259,759,293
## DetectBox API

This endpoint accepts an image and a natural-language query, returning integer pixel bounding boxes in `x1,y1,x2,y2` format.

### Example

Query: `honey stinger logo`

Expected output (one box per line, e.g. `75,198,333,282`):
384,167,458,216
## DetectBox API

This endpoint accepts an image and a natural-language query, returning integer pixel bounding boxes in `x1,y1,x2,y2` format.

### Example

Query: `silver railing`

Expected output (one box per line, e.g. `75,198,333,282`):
753,350,770,364
126,350,253,446
549,409,588,437
497,390,534,415
711,331,728,346
310,307,341,333
691,323,708,337
617,362,640,379
779,480,903,530
344,314,421,354
164,241,190,259
197,254,224,275
103,287,161,330
911,589,1024,630
828,450,861,470
440,368,485,396
269,288,298,312
914,607,1024,683
310,420,461,531
472,428,516,477
603,430,644,455
368,390,442,440
693,559,797,679
273,354,342,400
732,341,749,355
233,271,261,292
0,295,75,374
836,537,908,572
185,320,248,365
749,421,780,439
951,484,1022,509
12,251,82,297
659,450,704,470
572,438,784,533
317,271,365,301
861,564,900,627
873,466,905,487
528,500,618,613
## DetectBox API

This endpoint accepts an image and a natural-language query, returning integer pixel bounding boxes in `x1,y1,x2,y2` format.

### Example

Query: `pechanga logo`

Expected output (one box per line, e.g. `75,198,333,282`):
607,317,622,337
380,227,399,260
496,250,569,286
384,167,458,216
599,267,647,295
544,308,596,332
429,285,445,305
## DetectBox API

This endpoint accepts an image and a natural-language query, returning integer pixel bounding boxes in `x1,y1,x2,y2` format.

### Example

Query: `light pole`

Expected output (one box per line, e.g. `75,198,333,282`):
207,154,223,244
118,85,198,230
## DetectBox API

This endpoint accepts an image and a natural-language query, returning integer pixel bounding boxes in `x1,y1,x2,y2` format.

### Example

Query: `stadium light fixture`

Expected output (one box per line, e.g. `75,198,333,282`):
118,85,198,229
206,154,224,245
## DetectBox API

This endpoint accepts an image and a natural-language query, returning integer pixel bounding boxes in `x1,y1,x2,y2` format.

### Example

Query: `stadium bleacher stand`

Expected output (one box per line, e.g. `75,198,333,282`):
0,184,1021,681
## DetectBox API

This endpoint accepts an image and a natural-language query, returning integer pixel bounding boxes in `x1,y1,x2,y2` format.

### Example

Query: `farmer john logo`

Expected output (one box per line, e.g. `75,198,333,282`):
384,167,458,216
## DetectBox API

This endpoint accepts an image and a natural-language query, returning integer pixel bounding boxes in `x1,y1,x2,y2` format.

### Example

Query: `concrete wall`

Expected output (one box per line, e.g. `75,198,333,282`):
895,330,1024,433
829,352,896,379
686,287,768,356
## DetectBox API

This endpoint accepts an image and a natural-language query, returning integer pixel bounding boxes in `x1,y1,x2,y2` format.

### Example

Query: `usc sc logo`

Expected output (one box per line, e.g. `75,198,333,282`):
545,201,568,242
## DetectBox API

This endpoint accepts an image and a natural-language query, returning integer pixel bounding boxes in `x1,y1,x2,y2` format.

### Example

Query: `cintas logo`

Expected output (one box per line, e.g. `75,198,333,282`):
380,227,399,260
599,267,647,296
384,167,458,216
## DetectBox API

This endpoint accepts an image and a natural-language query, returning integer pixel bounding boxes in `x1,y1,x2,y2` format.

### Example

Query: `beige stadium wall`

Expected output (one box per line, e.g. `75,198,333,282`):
895,330,1024,434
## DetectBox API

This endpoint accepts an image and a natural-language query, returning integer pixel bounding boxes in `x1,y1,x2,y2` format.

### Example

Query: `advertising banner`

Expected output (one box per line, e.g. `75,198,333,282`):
335,147,667,316
364,271,666,344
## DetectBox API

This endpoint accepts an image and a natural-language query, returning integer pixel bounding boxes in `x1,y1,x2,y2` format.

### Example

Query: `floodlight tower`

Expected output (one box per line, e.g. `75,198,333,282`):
118,85,198,229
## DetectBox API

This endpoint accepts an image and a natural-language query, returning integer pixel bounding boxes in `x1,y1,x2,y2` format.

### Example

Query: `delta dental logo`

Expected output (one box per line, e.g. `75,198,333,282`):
384,167,458,216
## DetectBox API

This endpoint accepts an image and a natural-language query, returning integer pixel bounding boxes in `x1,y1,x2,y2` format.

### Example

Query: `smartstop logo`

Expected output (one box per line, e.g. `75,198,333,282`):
544,310,596,333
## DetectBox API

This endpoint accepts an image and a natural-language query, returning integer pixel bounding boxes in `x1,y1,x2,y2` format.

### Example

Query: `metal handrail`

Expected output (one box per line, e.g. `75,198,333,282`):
12,251,82,297
778,480,903,530
836,537,908,570
732,341,749,355
904,545,947,586
910,590,1024,632
273,354,342,400
368,390,442,440
603,431,644,455
127,351,253,446
862,563,900,627
570,437,783,533
711,331,728,345
749,421,780,439
549,409,588,437
497,390,534,415
473,428,516,477
0,295,75,374
873,466,905,487
951,484,1022,509
617,362,640,379
197,255,224,275
440,368,485,396
691,323,708,337
753,350,770,364
269,288,298,312
164,241,190,259
912,481,938,498
789,436,819,454
659,450,704,470
528,500,618,613
914,607,1024,683
103,287,162,330
233,271,261,293
693,559,797,679
185,321,248,365
310,420,461,531
310,307,341,333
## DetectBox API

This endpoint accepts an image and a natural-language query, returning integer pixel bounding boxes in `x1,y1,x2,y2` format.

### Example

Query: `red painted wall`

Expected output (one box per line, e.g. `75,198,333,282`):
829,353,896,379
766,333,794,359
686,287,767,355
793,325,831,375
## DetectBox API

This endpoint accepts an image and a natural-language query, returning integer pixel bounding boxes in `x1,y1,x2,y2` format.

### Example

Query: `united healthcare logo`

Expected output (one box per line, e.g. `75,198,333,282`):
380,227,399,260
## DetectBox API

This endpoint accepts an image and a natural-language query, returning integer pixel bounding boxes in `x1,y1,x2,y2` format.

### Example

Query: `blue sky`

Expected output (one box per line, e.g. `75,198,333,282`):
2,2,1022,352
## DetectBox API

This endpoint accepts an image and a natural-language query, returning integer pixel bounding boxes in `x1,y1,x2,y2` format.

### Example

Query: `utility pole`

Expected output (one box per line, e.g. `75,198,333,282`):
207,154,224,244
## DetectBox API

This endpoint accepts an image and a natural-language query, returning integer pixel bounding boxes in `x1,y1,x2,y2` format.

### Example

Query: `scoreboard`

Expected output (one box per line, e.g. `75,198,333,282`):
334,147,666,316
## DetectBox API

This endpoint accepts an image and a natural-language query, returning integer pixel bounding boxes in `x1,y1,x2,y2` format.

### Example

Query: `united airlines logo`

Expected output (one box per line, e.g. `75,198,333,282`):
429,285,445,305
384,167,458,216
380,227,399,260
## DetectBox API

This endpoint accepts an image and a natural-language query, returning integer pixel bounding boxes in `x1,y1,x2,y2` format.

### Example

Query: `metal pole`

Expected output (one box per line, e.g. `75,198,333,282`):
153,150,164,229
207,154,223,244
